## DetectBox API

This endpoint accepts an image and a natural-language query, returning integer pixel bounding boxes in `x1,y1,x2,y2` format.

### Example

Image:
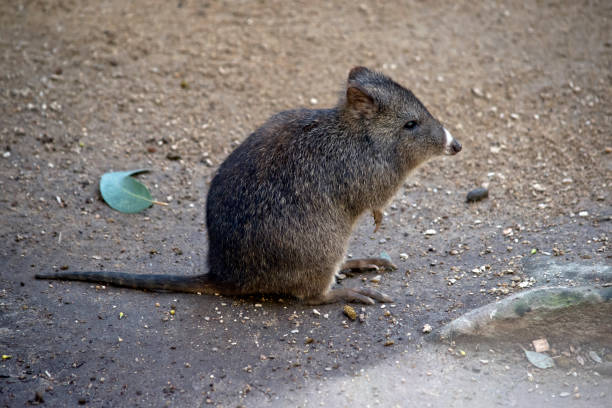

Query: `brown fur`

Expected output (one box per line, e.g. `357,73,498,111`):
36,67,461,305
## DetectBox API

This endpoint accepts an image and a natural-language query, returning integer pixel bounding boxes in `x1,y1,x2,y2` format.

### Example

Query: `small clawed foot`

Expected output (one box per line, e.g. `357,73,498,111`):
341,257,397,272
305,287,393,305
353,287,393,303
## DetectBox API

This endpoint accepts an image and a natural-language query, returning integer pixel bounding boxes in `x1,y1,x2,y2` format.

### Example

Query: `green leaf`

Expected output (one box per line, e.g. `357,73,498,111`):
524,350,554,369
100,169,157,213
379,251,392,263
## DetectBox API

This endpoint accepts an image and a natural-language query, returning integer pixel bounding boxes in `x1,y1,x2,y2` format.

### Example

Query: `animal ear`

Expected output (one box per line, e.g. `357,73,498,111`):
346,84,376,117
348,66,370,81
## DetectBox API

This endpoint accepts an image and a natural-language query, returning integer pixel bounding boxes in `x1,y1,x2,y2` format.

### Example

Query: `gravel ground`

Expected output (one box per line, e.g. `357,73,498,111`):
1,0,610,406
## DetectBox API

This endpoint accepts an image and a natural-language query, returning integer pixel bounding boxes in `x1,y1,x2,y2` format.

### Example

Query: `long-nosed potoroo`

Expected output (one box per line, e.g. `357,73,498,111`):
37,67,461,305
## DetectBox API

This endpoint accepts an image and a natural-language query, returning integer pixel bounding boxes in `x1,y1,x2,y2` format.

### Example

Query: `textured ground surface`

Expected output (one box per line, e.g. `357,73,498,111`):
1,0,610,406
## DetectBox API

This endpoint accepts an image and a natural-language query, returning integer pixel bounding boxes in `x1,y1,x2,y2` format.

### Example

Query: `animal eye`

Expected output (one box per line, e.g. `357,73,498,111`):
404,121,418,130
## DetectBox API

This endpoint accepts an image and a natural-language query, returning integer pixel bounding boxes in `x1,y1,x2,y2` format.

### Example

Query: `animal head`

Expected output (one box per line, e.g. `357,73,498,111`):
340,66,461,171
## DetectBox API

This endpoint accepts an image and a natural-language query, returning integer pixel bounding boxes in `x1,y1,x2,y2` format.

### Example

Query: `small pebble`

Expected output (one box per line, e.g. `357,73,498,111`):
471,87,485,98
424,229,436,236
422,323,433,333
466,187,488,202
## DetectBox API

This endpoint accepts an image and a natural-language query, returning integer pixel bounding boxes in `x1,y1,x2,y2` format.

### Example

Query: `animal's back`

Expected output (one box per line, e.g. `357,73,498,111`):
205,108,353,295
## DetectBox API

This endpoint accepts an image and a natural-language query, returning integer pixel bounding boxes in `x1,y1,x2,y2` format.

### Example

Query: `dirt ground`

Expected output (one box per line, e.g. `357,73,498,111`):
1,0,611,407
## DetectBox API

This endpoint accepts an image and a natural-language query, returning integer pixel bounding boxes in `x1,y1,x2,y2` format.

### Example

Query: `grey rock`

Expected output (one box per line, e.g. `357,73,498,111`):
439,285,612,340
466,187,488,203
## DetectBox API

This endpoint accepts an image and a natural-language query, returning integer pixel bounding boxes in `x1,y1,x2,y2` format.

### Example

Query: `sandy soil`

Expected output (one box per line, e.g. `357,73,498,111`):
1,0,610,406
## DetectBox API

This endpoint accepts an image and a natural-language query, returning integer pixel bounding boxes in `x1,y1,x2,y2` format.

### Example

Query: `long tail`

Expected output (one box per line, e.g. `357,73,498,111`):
35,271,236,295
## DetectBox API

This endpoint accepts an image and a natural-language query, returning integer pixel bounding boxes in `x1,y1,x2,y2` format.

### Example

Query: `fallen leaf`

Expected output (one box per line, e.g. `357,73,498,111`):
524,350,554,369
343,305,357,321
588,351,602,363
100,169,167,213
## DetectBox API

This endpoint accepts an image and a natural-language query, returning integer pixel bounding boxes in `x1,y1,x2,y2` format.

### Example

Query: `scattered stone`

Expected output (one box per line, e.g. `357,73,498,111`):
49,101,62,112
166,152,181,161
466,187,488,202
424,229,436,236
422,323,432,333
578,211,588,217
201,157,214,167
370,275,381,283
471,87,485,98
556,355,571,368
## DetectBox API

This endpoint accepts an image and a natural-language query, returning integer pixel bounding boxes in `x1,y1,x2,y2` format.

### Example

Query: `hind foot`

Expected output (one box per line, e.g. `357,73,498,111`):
340,257,397,272
304,287,393,305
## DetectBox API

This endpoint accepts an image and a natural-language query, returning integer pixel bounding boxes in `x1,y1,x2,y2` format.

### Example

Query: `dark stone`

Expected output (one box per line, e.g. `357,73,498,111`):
466,188,488,202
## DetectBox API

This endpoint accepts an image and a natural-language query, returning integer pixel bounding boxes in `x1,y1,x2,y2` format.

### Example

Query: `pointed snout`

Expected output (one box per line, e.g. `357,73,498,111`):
443,128,462,155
